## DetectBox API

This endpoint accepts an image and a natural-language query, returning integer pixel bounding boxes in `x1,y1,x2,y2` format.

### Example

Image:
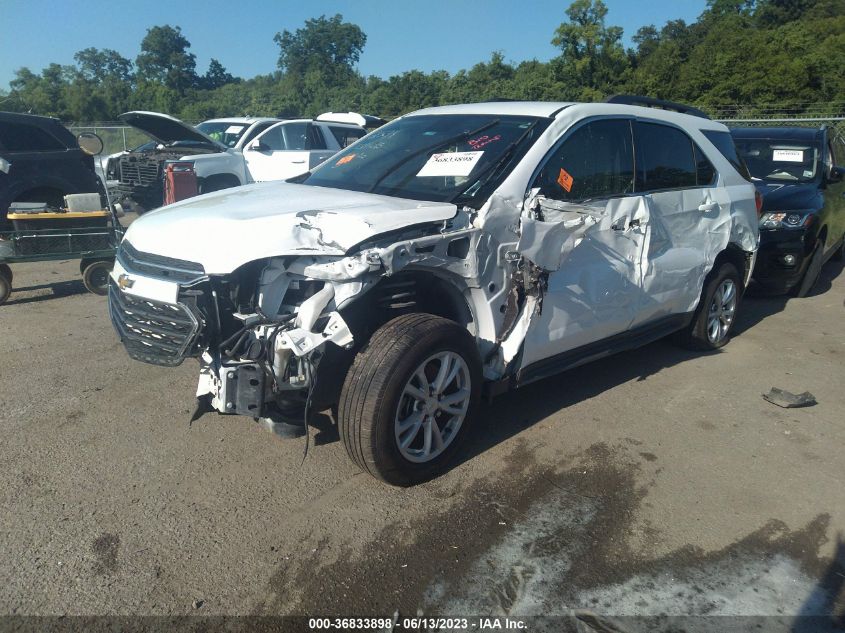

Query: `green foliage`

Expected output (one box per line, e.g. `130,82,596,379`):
136,25,197,92
3,2,844,124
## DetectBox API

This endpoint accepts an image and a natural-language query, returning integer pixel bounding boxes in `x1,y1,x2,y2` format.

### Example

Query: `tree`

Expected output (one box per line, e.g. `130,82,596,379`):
202,59,236,90
274,14,366,81
136,25,197,92
550,0,630,100
74,48,133,83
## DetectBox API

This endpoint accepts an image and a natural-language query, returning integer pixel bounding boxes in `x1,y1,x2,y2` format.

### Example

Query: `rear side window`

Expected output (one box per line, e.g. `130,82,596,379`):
703,129,752,180
307,124,327,150
636,122,697,191
533,119,635,201
329,125,365,148
695,145,716,185
0,121,66,152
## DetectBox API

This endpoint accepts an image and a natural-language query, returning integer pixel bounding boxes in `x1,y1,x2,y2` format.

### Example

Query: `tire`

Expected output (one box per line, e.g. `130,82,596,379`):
793,237,825,298
675,263,742,351
198,175,239,195
0,264,12,305
338,313,481,486
830,235,845,262
82,259,112,295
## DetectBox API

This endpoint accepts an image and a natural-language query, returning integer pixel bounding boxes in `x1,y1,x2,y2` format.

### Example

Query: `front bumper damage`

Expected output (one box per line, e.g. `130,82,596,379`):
108,225,478,420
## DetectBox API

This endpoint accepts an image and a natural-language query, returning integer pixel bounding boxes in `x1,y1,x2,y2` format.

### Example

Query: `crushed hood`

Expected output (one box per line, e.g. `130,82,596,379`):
122,182,457,274
118,111,223,148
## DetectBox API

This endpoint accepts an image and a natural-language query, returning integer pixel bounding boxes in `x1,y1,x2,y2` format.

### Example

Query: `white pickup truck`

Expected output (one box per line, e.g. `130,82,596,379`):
106,111,369,212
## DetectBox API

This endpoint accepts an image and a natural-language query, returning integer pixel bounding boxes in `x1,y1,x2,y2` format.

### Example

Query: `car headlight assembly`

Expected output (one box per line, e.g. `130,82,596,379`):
759,210,814,230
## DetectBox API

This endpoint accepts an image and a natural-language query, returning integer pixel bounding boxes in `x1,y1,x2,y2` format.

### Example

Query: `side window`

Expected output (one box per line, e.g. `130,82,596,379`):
0,121,66,152
258,125,286,151
281,122,308,151
330,126,366,148
694,144,716,185
703,129,752,180
307,124,327,150
532,119,635,202
636,122,697,191
242,122,274,146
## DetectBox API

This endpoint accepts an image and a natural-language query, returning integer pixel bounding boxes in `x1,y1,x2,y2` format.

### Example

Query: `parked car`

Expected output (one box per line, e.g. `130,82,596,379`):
106,112,368,212
108,97,759,485
0,111,105,229
731,126,845,296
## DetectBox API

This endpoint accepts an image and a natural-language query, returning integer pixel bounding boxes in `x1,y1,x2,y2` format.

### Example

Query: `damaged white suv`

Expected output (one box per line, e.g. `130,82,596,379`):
109,98,759,485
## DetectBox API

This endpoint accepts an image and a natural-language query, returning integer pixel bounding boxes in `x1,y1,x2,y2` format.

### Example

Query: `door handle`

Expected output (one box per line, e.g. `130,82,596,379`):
291,159,306,164
698,202,719,212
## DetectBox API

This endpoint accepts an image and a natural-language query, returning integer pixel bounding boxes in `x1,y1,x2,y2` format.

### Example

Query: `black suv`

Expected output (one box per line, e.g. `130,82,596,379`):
0,112,105,229
731,126,845,296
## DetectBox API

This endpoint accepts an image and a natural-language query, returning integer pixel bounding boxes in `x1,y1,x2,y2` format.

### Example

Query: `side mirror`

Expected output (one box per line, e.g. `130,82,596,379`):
77,132,104,156
248,140,270,152
828,166,845,183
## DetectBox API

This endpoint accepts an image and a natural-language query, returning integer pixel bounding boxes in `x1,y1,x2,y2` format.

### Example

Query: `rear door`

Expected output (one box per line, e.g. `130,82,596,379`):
630,120,725,326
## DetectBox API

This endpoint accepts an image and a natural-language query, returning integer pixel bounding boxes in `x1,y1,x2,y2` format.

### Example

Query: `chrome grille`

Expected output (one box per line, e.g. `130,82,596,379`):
109,281,201,366
117,156,159,186
117,241,205,284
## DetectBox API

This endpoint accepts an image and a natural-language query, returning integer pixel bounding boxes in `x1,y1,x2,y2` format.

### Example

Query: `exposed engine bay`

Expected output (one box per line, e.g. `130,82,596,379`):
107,146,219,211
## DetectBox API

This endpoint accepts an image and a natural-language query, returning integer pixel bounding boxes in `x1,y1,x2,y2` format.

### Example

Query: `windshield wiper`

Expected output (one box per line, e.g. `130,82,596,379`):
449,120,539,204
366,120,500,194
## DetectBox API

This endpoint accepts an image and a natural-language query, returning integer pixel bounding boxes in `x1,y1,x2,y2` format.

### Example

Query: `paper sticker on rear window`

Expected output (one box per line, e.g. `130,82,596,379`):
557,168,574,192
335,153,356,166
417,151,483,177
772,149,803,162
224,125,245,134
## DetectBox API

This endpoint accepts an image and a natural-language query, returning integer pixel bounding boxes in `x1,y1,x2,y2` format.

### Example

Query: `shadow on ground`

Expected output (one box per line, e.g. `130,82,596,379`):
2,279,89,306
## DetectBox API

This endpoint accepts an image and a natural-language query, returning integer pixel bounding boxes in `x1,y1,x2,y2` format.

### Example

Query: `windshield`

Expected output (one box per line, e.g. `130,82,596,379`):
196,121,249,148
732,137,820,183
302,114,550,206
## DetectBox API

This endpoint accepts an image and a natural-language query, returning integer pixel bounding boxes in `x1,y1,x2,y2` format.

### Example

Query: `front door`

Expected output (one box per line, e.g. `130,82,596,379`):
244,122,325,182
517,118,648,368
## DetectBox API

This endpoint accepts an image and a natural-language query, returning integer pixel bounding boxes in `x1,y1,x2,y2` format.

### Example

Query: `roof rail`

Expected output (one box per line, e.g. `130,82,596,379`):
605,94,710,120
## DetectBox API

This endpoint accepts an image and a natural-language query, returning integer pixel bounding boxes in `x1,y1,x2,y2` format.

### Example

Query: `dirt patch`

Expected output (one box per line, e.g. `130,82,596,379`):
91,532,120,575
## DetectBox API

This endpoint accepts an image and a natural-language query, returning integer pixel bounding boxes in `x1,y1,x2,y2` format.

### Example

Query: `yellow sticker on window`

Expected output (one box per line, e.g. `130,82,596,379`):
557,168,573,192
336,154,356,166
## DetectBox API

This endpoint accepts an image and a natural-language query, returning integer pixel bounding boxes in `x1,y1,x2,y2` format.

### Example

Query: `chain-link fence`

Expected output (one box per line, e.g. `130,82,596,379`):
67,124,150,156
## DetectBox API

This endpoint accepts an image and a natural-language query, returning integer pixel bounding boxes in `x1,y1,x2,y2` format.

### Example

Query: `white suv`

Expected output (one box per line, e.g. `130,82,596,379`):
109,98,759,485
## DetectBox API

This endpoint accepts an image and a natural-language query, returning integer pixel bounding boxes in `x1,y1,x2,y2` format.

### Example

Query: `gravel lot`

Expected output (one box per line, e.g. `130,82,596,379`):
0,251,843,630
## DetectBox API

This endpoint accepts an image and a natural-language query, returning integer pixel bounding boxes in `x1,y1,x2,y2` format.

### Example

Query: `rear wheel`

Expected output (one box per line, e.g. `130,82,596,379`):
0,264,12,305
81,259,112,295
675,263,741,351
338,313,481,486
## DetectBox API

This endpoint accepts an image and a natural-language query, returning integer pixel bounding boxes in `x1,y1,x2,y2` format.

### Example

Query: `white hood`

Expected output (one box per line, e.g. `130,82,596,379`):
122,181,457,274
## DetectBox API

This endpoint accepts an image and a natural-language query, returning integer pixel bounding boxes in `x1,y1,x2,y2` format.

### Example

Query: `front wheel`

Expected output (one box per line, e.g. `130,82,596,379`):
675,263,742,351
338,313,481,486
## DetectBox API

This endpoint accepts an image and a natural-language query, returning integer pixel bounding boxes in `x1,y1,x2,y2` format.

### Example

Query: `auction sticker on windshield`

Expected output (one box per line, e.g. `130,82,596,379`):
417,151,483,177
772,149,804,162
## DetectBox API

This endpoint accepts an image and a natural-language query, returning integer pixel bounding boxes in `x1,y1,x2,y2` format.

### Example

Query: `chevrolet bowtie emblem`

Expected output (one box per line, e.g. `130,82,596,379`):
117,273,135,290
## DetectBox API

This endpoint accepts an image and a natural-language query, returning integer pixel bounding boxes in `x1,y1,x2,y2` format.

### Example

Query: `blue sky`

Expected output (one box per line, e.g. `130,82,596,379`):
0,0,706,88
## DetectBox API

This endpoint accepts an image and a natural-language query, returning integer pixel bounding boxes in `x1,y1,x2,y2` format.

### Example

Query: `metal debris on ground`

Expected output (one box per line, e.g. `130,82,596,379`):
762,388,817,408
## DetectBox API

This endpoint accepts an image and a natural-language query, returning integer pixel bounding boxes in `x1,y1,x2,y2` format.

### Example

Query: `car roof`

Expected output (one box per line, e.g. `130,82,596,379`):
407,101,728,130
202,117,280,125
730,126,824,142
410,101,576,118
0,110,64,126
